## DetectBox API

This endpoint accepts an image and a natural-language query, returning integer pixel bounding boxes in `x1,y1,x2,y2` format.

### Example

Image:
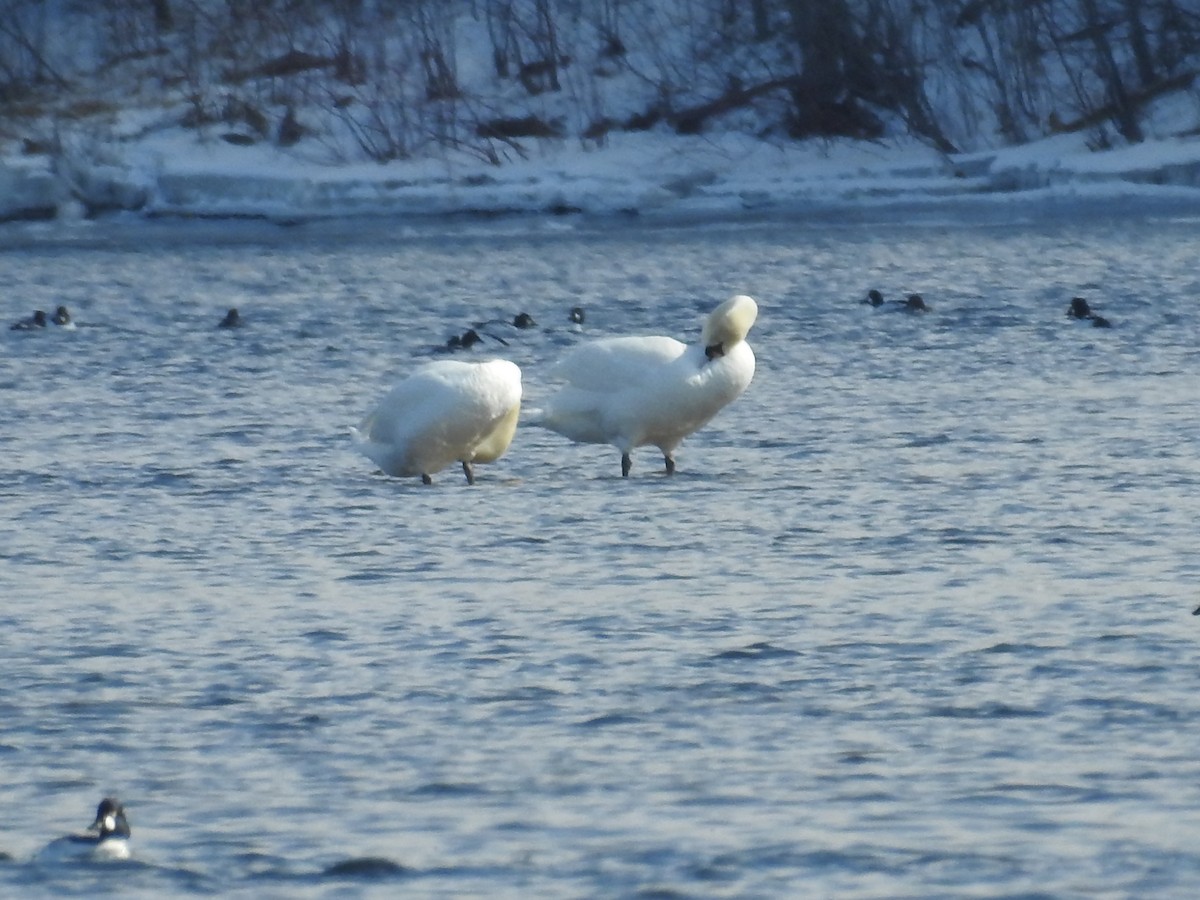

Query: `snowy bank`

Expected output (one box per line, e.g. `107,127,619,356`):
4,130,1200,226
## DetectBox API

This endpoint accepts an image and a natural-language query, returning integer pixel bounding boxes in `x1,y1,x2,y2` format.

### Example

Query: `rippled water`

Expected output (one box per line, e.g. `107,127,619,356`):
2,205,1200,897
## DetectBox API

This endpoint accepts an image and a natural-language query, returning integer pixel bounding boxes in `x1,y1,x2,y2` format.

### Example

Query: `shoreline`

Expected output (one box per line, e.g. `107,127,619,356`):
3,130,1200,230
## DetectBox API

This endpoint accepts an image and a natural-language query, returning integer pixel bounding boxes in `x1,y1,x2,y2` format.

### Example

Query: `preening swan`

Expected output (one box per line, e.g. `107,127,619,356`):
351,359,522,484
538,294,757,477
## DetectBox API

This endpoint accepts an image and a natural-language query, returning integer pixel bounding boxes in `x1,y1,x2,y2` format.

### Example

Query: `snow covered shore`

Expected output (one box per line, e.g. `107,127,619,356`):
4,129,1200,226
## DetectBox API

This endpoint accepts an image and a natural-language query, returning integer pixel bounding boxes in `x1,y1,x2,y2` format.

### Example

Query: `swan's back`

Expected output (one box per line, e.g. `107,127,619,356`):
551,335,685,390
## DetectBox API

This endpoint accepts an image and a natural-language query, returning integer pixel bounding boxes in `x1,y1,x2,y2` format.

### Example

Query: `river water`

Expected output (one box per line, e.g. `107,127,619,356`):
2,205,1199,897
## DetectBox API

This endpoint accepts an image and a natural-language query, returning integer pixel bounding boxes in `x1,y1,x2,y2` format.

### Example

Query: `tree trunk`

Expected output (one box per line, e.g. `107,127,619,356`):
1079,0,1144,141
1121,0,1157,87
151,0,173,33
785,0,883,139
751,0,770,42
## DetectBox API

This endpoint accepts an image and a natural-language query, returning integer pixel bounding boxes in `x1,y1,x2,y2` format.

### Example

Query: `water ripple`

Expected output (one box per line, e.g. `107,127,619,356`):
3,212,1200,897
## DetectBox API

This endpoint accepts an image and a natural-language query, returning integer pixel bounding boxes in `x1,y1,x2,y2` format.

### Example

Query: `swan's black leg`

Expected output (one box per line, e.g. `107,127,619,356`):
664,455,675,475
421,473,432,485
621,453,632,478
462,461,476,485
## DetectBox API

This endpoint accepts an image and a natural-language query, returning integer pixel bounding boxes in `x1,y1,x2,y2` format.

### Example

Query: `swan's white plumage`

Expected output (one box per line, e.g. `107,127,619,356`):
350,358,522,483
539,294,757,475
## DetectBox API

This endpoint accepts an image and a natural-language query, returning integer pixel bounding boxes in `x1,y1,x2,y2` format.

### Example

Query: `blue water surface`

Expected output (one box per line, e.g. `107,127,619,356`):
2,204,1199,897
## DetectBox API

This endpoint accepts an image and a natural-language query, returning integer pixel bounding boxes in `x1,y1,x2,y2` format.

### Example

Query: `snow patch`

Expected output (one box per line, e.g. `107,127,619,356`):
4,129,1200,225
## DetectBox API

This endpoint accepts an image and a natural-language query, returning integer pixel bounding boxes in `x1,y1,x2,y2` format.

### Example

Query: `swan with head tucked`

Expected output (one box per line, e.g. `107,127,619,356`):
350,358,522,484
537,294,757,477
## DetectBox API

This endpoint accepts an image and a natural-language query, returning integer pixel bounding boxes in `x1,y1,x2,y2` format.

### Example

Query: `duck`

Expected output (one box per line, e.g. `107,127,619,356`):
1067,296,1093,319
862,289,884,307
475,312,536,330
444,328,485,351
1067,296,1111,328
468,313,538,341
536,294,757,478
52,306,76,329
350,358,522,484
10,310,47,330
569,306,586,324
38,797,131,862
902,293,929,312
218,308,241,328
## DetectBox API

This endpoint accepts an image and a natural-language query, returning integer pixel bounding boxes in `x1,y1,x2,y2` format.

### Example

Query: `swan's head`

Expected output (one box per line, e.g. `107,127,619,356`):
702,294,758,360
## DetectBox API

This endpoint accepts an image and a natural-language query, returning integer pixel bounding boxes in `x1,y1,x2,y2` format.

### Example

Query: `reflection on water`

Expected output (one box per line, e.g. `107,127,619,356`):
1,207,1200,897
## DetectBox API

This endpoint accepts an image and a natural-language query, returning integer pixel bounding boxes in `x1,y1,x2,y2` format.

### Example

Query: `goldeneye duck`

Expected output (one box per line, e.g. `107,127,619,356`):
569,306,585,324
473,313,535,333
1067,296,1112,327
1067,297,1093,319
218,308,241,328
862,289,884,307
902,293,929,312
10,310,47,330
446,328,481,350
38,797,131,862
52,306,77,329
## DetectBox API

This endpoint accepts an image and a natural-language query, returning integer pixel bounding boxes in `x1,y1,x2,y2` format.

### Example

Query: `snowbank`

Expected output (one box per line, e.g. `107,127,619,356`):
4,129,1200,225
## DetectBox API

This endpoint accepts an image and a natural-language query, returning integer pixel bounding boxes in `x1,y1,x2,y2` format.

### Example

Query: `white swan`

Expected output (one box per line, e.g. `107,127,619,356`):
538,294,757,477
351,359,522,484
